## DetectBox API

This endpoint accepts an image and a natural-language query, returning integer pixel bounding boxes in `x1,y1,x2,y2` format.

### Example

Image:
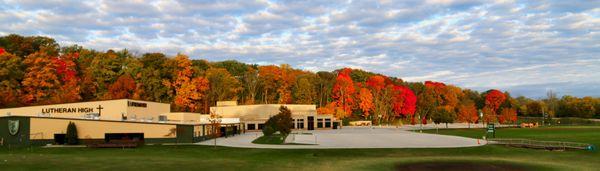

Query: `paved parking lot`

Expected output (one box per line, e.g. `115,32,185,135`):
196,127,483,149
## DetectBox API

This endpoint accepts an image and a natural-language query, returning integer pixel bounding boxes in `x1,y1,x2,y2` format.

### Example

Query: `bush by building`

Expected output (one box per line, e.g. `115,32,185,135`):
262,106,293,136
66,122,79,145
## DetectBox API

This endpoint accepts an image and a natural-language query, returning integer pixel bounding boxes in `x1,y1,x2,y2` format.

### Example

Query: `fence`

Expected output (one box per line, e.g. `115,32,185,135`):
489,138,595,151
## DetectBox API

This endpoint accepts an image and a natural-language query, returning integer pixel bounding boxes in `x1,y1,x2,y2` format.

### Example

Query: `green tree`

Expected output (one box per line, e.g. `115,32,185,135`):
241,67,259,104
66,122,79,145
262,106,293,136
293,75,317,104
316,71,335,107
0,34,59,57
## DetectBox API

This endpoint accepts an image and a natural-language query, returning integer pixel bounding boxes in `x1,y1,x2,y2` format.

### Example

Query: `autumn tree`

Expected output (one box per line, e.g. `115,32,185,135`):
168,55,210,112
457,103,478,128
206,67,241,105
357,87,374,119
416,83,436,125
332,68,355,118
499,108,517,124
21,51,60,105
242,67,259,104
51,52,81,103
367,75,392,124
391,85,417,124
482,107,496,123
104,74,136,100
485,89,506,115
89,50,127,97
0,49,23,107
0,34,59,57
526,101,545,117
277,64,298,104
173,77,210,112
258,65,281,104
136,53,172,102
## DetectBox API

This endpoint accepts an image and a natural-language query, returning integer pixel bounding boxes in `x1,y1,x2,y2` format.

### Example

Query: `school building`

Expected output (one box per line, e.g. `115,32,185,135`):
0,99,337,147
0,99,241,147
211,101,339,131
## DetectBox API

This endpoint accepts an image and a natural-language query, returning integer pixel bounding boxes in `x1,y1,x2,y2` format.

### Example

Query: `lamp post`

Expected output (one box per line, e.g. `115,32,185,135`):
479,109,484,128
418,114,422,133
208,112,222,149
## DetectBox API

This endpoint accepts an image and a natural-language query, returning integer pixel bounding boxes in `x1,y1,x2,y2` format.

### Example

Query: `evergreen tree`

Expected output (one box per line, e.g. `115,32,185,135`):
66,122,79,145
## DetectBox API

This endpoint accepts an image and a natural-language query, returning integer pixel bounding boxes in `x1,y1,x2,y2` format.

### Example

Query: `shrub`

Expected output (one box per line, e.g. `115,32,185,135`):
276,106,293,135
262,125,276,136
261,106,293,136
66,122,79,145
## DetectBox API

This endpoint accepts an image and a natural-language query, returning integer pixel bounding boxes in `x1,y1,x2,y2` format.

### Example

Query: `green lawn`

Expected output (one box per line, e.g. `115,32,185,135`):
422,126,600,146
0,127,598,170
252,134,287,144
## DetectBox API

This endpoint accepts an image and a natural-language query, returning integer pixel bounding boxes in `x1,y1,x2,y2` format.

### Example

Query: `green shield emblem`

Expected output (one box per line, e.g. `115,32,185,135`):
8,120,19,136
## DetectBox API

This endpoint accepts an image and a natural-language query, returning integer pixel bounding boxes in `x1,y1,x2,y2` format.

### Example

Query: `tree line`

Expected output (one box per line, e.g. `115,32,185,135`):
1,34,599,125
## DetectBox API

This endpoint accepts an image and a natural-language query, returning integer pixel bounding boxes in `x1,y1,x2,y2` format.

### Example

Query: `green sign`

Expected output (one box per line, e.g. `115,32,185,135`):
8,120,19,136
487,124,495,133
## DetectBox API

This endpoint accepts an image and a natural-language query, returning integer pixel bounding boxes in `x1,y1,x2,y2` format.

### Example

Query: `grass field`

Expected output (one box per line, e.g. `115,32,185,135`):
422,126,600,146
0,126,598,170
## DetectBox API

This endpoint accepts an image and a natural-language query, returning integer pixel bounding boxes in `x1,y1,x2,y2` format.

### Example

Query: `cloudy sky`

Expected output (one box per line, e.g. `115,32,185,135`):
1,0,598,98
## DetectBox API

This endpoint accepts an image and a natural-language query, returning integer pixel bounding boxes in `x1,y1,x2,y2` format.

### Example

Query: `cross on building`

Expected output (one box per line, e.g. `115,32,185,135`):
96,105,104,116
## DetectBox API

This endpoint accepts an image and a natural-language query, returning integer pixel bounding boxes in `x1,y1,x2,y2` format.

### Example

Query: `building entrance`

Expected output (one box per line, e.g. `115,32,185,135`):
307,116,314,130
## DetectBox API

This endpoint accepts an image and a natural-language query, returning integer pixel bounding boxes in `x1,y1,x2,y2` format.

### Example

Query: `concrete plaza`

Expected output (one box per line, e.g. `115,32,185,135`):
197,126,484,149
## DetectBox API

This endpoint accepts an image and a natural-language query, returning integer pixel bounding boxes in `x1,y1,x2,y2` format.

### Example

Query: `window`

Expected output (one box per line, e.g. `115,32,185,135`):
158,115,167,122
317,119,323,128
325,119,331,128
247,123,256,130
297,119,304,129
258,124,265,130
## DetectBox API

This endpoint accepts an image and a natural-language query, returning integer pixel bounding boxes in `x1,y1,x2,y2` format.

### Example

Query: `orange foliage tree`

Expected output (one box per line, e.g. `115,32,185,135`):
174,77,209,112
277,64,299,104
357,87,374,119
498,108,517,124
457,103,478,128
258,65,281,104
482,107,497,123
168,54,210,112
21,52,61,105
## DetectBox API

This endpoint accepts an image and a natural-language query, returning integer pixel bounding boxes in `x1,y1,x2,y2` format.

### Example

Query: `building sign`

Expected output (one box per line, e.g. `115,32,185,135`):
41,105,104,116
42,107,94,114
128,101,147,108
8,120,19,136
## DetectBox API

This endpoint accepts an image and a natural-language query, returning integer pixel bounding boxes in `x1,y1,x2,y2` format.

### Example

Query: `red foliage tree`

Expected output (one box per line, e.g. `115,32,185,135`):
105,75,136,99
54,53,79,82
485,89,506,114
366,75,386,92
332,68,355,118
391,85,417,124
0,47,5,55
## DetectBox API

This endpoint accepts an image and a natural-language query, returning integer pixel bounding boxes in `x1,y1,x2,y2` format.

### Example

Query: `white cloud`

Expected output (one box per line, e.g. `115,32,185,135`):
0,0,598,97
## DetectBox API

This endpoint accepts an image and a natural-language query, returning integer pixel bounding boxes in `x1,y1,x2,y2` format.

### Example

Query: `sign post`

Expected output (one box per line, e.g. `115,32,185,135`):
487,123,496,138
